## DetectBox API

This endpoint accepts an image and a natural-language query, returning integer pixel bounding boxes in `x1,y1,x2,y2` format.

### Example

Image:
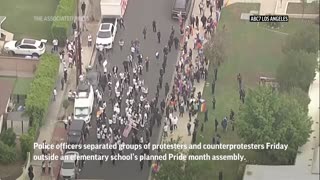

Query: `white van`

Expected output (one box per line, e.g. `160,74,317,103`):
74,82,94,124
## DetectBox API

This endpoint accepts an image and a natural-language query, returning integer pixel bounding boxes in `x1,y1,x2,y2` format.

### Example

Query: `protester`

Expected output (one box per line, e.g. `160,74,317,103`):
152,20,157,32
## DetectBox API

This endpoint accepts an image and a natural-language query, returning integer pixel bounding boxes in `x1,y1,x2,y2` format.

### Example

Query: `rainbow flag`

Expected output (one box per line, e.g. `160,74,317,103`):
201,101,207,112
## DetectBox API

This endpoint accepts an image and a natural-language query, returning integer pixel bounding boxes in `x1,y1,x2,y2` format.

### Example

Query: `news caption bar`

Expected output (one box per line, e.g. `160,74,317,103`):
249,15,289,22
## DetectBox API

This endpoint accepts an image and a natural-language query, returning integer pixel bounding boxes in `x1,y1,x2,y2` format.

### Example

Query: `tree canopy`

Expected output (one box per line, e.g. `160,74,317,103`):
276,50,317,92
204,29,227,66
282,25,319,54
154,138,185,180
286,87,310,112
237,87,312,162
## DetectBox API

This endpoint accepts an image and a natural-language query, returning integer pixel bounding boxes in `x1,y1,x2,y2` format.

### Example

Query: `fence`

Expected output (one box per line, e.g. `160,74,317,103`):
0,56,38,78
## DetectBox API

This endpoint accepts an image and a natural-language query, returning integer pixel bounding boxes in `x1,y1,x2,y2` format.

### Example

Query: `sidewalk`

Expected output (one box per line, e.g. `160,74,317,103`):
164,1,217,144
29,0,99,179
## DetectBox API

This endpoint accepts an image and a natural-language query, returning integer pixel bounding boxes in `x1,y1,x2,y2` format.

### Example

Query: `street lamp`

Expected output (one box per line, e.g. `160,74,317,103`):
76,0,82,86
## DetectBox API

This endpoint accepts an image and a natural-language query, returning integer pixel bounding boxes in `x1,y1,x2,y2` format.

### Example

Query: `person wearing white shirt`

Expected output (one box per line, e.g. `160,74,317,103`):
101,133,106,143
163,123,168,137
119,72,124,80
97,131,101,144
63,119,68,129
108,118,113,125
103,101,107,109
52,39,58,52
103,59,108,68
53,88,57,101
99,106,104,113
131,46,135,57
173,116,178,130
169,113,173,122
87,34,92,47
116,91,120,98
112,115,117,124
139,136,144,144
140,95,144,102
120,117,124,126
144,113,148,121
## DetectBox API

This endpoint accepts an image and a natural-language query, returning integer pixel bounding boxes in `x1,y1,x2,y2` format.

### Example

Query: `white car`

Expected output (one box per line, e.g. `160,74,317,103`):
60,151,79,180
3,38,46,57
96,22,116,49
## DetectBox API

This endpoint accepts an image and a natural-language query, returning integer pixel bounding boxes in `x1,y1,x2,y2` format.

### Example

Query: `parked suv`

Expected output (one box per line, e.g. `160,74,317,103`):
171,0,191,19
96,18,118,49
67,120,85,149
3,38,46,57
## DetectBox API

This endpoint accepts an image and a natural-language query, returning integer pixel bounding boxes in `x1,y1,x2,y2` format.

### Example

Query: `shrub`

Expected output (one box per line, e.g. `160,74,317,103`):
287,87,310,112
0,141,17,164
21,54,59,159
51,0,76,45
282,24,319,54
25,54,59,125
20,134,34,160
0,128,16,147
276,50,317,92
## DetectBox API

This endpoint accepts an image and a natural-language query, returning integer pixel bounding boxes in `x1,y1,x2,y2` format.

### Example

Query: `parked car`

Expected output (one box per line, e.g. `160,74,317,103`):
67,120,86,149
3,38,47,57
96,18,118,50
171,0,191,19
60,151,79,180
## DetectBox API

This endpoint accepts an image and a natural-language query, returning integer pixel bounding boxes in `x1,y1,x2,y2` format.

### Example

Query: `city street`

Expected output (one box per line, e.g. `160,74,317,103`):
78,0,180,179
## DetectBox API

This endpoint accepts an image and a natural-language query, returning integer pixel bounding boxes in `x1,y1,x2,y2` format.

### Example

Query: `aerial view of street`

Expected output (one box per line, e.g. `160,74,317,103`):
0,0,319,180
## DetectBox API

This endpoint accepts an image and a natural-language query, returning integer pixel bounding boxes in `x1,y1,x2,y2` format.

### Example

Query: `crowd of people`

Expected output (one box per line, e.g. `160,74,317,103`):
86,16,186,170
52,0,229,174
161,0,225,144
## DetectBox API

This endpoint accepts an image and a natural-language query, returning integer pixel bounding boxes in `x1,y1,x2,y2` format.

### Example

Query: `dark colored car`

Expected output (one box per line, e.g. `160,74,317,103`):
67,120,86,150
171,0,191,19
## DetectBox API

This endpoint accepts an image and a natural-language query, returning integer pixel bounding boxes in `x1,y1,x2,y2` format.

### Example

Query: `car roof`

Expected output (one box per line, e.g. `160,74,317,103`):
99,23,111,31
22,39,37,45
69,120,85,130
63,151,79,163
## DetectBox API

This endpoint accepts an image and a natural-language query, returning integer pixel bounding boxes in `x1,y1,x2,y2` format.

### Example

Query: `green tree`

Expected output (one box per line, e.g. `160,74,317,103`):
0,141,17,164
276,50,317,92
0,128,16,147
204,29,227,66
237,87,312,163
154,137,185,180
184,155,212,180
282,25,319,54
286,87,310,112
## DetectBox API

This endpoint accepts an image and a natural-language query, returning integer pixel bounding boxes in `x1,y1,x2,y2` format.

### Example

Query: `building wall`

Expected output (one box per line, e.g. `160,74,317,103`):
0,98,9,134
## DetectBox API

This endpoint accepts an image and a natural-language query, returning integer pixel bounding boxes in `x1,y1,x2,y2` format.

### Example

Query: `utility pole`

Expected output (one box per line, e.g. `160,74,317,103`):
76,0,82,86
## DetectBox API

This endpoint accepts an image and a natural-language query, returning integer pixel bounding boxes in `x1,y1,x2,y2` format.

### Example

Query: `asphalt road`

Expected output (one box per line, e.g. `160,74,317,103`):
78,0,180,179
